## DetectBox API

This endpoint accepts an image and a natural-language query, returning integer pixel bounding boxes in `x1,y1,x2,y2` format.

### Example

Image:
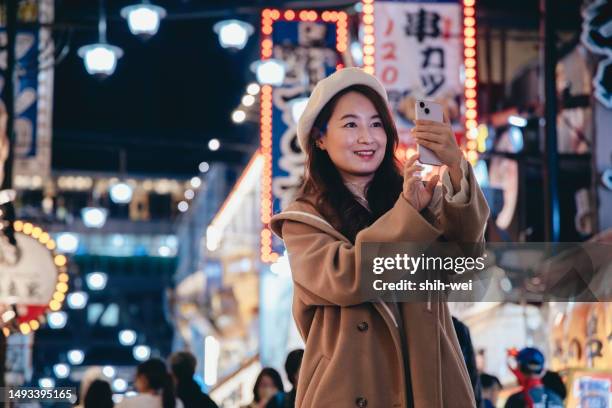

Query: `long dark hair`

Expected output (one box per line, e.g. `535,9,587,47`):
296,84,403,242
137,358,175,408
253,367,284,402
84,379,114,408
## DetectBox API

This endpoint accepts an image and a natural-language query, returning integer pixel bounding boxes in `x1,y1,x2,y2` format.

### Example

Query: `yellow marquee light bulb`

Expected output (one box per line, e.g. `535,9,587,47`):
29,320,40,331
49,300,62,311
20,323,31,335
54,255,67,267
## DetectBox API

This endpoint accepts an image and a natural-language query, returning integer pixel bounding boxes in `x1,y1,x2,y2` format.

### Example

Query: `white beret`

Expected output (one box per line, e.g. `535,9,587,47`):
296,67,388,152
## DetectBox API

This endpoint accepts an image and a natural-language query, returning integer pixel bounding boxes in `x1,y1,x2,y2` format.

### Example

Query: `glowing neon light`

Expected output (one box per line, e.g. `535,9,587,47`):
259,8,348,262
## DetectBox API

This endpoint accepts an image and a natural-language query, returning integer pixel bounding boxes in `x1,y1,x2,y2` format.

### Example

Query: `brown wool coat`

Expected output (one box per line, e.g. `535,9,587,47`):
270,164,490,408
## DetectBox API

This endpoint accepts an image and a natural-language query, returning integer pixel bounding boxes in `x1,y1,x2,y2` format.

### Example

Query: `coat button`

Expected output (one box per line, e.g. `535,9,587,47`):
357,322,369,332
355,397,368,407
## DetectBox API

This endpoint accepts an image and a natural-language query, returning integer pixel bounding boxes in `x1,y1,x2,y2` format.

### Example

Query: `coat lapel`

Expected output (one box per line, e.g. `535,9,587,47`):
271,207,406,347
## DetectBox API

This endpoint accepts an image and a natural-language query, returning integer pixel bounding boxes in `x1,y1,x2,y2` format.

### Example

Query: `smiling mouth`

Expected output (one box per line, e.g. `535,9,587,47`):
354,150,375,157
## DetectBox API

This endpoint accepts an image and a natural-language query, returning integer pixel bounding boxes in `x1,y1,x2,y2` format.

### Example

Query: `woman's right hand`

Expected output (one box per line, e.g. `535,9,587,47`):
402,154,439,211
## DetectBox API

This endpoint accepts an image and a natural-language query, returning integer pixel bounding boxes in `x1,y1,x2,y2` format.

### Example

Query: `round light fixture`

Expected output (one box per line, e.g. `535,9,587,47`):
208,138,221,151
246,83,260,95
133,345,151,361
39,377,55,388
121,2,167,39
86,272,108,291
213,19,254,50
177,201,189,213
198,162,210,173
56,233,79,253
190,177,201,188
48,311,68,329
118,329,137,346
250,59,286,86
232,110,246,123
81,207,108,229
113,378,128,392
109,182,133,204
67,349,85,365
103,366,116,378
242,94,255,107
78,43,124,78
67,292,88,310
53,363,70,379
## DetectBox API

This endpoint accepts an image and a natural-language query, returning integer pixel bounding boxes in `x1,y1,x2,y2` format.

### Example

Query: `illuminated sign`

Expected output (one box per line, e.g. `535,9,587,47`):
259,8,348,262
0,221,68,336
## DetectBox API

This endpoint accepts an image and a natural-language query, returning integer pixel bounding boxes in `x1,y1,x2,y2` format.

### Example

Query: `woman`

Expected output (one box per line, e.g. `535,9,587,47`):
270,68,489,407
84,379,114,408
75,367,107,408
243,367,284,408
117,358,183,408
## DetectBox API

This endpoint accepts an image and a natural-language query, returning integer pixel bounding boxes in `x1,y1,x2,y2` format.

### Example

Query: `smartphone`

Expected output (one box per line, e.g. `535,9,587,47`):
414,100,444,166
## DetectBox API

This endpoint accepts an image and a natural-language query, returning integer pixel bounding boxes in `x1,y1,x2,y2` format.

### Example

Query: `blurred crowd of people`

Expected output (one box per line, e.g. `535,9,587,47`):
480,347,566,408
455,319,567,408
75,342,567,408
76,351,219,408
75,320,567,408
243,350,303,408
448,316,567,408
76,349,304,408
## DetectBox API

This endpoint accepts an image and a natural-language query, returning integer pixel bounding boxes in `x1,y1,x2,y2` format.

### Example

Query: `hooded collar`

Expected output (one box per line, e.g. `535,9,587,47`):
270,197,350,243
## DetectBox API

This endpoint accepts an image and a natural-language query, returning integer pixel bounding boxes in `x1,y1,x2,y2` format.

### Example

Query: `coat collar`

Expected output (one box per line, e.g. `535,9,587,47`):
270,198,402,330
270,199,350,243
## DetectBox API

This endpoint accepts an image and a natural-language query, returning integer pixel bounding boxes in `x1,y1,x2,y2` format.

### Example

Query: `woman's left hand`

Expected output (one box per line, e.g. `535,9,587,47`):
410,114,462,171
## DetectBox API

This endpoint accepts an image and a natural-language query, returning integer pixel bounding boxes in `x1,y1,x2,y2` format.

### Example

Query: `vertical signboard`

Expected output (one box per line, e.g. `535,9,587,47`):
0,220,67,336
0,0,54,183
373,0,463,143
260,9,348,262
367,0,480,163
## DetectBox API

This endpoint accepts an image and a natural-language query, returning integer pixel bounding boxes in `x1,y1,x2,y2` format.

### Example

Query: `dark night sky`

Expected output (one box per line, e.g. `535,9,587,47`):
50,0,583,176
52,0,265,176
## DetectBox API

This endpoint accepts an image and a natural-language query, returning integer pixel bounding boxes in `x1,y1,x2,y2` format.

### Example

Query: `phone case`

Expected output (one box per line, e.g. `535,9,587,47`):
414,100,444,165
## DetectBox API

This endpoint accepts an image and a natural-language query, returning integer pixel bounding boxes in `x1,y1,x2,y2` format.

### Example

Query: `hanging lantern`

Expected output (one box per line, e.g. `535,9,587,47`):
121,1,167,39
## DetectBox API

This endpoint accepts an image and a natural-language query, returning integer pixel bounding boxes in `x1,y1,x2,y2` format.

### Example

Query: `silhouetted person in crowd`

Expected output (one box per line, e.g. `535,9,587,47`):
84,379,114,408
266,349,304,408
118,358,183,408
505,348,563,408
243,368,283,408
480,373,502,408
75,367,107,408
542,371,567,401
452,317,482,407
169,351,218,408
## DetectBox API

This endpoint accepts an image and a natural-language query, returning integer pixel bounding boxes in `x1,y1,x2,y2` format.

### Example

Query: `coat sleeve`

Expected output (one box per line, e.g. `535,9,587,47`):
425,159,490,243
281,196,442,307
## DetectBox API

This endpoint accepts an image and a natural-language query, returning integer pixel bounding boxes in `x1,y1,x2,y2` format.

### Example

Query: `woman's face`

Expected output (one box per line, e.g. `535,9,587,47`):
257,375,279,400
317,91,387,183
135,374,149,393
